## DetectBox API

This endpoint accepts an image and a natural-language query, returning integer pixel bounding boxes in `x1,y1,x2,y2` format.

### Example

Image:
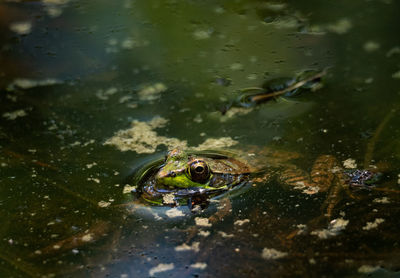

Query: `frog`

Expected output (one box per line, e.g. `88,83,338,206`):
137,148,252,209
135,147,381,219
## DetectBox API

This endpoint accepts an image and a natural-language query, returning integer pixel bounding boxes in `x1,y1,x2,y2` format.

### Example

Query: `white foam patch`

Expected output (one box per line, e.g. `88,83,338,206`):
234,219,250,226
218,231,234,238
148,263,174,277
10,21,32,35
3,109,27,120
261,248,288,260
190,262,207,270
195,217,212,227
174,242,199,253
8,78,63,90
362,218,385,230
311,218,349,239
358,265,380,274
342,158,357,169
166,208,185,218
373,197,390,204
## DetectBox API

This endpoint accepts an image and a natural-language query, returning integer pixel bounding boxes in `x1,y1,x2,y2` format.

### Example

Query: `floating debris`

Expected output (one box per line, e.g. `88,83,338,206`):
96,87,118,100
373,197,390,204
86,162,97,169
358,265,380,274
165,208,185,218
261,248,288,260
87,177,100,183
97,201,111,208
343,158,357,169
234,219,250,226
123,184,137,194
162,193,176,205
9,21,32,35
326,18,352,34
2,109,27,120
311,218,349,239
195,137,238,151
174,242,200,253
104,117,187,153
219,107,253,122
269,16,299,29
121,38,134,49
119,95,133,104
362,218,385,230
363,41,380,52
42,0,71,18
198,230,210,237
7,78,63,90
195,217,212,227
218,231,234,238
193,114,203,123
193,29,212,40
386,46,400,57
120,37,149,49
148,263,175,277
106,38,119,53
293,181,320,195
392,70,400,79
230,63,244,71
81,233,93,242
104,117,238,153
138,83,168,101
190,262,207,270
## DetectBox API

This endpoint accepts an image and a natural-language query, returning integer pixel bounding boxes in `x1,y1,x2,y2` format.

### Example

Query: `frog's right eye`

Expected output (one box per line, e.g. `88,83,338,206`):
187,160,210,184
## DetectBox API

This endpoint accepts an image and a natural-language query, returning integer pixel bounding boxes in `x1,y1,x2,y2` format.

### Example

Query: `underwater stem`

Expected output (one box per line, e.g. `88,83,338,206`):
364,108,397,168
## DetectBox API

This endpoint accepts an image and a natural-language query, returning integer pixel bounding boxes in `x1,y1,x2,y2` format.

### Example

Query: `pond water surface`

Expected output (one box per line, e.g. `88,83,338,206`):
1,0,400,277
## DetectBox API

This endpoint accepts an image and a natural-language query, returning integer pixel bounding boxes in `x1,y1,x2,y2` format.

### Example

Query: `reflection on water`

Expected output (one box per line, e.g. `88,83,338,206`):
0,0,400,277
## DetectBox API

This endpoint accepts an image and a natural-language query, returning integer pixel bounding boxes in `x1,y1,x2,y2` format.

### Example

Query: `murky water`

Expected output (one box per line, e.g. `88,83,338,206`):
1,0,400,277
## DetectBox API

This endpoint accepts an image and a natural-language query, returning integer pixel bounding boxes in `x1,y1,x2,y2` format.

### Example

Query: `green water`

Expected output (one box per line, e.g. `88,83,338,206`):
1,0,400,277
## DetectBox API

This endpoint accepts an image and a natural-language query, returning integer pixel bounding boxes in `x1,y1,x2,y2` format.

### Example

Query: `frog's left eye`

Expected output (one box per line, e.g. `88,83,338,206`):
187,160,210,184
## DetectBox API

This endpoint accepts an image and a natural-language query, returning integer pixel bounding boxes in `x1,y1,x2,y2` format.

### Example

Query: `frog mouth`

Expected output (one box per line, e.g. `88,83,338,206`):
139,174,234,207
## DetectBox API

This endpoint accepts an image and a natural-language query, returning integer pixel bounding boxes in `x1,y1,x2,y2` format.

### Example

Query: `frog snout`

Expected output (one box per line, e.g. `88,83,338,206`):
156,170,175,179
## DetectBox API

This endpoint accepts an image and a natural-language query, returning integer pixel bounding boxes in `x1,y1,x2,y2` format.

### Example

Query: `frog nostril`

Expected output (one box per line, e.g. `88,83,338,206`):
169,171,176,177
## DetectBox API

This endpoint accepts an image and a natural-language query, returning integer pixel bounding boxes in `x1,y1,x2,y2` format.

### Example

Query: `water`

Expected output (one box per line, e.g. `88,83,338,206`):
0,0,400,277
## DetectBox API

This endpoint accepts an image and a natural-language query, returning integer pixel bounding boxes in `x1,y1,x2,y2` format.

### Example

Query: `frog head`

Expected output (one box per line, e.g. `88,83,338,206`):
155,149,214,189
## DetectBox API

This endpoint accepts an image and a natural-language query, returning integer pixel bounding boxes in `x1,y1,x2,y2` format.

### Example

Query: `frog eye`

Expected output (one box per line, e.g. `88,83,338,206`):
188,160,210,183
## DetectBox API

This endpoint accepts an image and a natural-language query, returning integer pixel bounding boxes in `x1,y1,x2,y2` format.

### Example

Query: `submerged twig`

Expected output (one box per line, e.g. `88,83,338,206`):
38,220,110,256
241,69,327,104
35,174,99,207
2,149,100,206
0,251,38,277
364,108,397,168
3,150,59,171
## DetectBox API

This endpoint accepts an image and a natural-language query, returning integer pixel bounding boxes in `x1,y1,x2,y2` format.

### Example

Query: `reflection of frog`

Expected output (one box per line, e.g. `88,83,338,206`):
136,148,380,218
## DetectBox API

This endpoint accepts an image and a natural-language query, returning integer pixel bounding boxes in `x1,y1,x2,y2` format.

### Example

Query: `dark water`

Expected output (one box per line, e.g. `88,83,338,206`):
1,0,400,277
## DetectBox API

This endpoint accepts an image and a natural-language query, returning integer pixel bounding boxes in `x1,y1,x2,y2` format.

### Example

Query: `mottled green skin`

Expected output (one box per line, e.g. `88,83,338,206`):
155,149,251,190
